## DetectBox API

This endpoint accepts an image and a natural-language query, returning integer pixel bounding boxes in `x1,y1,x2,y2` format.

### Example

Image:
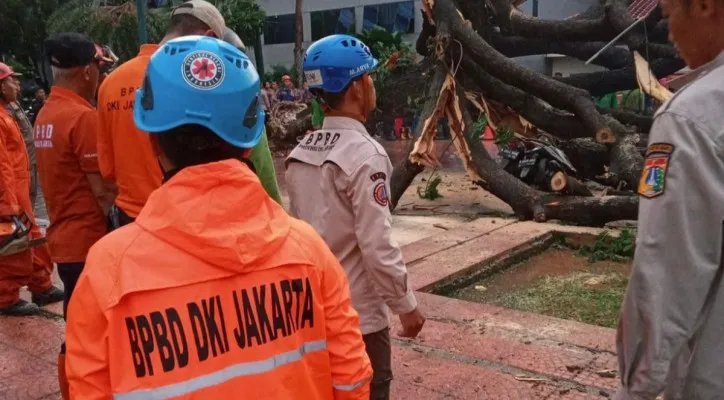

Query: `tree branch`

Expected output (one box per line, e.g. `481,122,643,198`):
436,0,614,143
557,57,685,96
460,58,591,140
485,0,615,41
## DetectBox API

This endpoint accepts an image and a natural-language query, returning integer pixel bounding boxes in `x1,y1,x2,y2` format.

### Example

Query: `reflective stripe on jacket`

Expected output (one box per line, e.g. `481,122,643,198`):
285,116,417,335
65,159,371,399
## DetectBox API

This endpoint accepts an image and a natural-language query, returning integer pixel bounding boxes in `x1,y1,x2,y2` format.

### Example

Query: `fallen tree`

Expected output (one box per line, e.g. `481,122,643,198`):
389,0,683,225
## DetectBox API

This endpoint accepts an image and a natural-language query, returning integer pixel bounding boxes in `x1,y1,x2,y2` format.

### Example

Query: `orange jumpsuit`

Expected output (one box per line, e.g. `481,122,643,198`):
0,108,52,308
66,159,372,399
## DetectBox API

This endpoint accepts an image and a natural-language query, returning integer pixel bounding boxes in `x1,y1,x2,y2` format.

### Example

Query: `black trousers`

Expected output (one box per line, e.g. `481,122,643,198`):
363,328,393,400
107,205,136,232
58,262,85,354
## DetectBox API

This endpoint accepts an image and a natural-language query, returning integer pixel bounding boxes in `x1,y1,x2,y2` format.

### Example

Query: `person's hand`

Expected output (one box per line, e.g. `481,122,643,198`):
397,308,425,338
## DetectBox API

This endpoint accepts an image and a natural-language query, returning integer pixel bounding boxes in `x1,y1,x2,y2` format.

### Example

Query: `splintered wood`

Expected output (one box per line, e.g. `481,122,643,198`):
409,74,483,182
422,0,436,25
465,91,537,137
633,51,673,103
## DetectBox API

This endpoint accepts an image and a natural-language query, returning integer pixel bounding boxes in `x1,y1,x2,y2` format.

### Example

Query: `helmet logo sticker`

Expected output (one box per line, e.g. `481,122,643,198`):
182,51,225,90
304,69,324,86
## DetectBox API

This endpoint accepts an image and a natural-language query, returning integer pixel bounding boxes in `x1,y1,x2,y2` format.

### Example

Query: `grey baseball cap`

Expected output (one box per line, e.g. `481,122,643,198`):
171,0,226,38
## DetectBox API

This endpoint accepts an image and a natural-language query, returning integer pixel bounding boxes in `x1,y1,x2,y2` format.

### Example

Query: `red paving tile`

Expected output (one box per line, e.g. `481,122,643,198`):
0,316,64,361
392,345,553,400
416,293,617,354
0,365,60,400
390,319,593,383
576,354,619,391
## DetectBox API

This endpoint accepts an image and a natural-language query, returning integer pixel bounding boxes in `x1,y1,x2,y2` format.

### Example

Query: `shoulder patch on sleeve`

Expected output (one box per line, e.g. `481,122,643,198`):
373,182,389,206
370,172,387,182
638,142,674,199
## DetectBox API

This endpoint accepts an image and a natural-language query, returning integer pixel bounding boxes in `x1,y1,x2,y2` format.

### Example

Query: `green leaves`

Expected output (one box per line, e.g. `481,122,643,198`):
417,173,443,201
47,0,170,62
208,0,265,49
469,115,488,141
0,0,62,70
576,229,636,263
494,125,515,147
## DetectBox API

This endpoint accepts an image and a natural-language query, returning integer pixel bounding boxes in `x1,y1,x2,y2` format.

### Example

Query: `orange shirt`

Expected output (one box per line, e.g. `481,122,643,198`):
97,44,163,218
34,87,106,263
0,109,29,216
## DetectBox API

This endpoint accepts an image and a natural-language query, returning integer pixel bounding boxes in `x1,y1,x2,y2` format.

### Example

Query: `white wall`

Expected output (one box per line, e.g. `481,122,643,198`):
550,56,608,78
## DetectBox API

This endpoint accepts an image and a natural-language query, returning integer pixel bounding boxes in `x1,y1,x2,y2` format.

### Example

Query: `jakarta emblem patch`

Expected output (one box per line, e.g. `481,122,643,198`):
182,51,225,90
638,142,674,199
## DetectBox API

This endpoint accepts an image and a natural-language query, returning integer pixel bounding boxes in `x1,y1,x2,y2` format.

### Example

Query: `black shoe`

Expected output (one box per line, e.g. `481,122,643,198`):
31,286,64,307
0,300,40,316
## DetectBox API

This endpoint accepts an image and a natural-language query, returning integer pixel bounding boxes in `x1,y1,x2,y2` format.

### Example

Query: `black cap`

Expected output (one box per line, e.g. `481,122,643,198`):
44,32,111,69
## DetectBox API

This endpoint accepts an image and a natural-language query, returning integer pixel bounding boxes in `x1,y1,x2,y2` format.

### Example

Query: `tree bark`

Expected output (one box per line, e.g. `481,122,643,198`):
293,0,304,88
558,57,685,96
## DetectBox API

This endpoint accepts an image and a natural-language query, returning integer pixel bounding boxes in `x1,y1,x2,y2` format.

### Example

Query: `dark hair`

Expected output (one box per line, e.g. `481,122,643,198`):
312,75,364,109
157,124,245,168
168,14,210,36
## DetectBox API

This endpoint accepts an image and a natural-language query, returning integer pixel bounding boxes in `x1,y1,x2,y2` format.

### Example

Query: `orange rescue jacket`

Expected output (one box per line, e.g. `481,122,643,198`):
65,159,372,399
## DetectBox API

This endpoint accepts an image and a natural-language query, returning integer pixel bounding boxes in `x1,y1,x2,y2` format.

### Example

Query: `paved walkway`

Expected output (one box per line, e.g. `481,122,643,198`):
0,218,619,399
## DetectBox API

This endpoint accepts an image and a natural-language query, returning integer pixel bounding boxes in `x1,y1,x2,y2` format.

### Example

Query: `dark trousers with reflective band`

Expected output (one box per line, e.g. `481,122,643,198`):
58,262,84,354
363,328,393,400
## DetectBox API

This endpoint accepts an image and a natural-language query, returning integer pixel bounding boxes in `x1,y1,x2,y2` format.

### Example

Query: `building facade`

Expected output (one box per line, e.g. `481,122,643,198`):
253,0,601,76
252,0,423,70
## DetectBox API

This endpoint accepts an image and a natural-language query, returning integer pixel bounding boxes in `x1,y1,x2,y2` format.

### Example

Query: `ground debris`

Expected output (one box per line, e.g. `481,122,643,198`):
559,388,571,395
414,376,424,383
474,285,487,291
566,364,585,373
433,223,450,230
514,375,549,383
596,369,617,378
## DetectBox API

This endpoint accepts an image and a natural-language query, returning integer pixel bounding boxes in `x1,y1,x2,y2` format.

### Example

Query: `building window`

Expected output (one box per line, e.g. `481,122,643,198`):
363,1,415,34
311,8,356,41
264,14,296,45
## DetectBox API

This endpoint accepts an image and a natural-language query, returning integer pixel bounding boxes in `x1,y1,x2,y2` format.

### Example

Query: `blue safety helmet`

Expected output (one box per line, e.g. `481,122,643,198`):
302,34,379,93
134,36,264,149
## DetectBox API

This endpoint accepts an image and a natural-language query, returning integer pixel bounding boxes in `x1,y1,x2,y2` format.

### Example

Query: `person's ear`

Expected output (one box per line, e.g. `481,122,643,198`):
350,79,365,100
204,29,216,38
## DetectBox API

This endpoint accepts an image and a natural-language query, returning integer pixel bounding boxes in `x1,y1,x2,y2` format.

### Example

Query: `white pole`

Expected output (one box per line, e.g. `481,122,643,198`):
585,18,645,65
